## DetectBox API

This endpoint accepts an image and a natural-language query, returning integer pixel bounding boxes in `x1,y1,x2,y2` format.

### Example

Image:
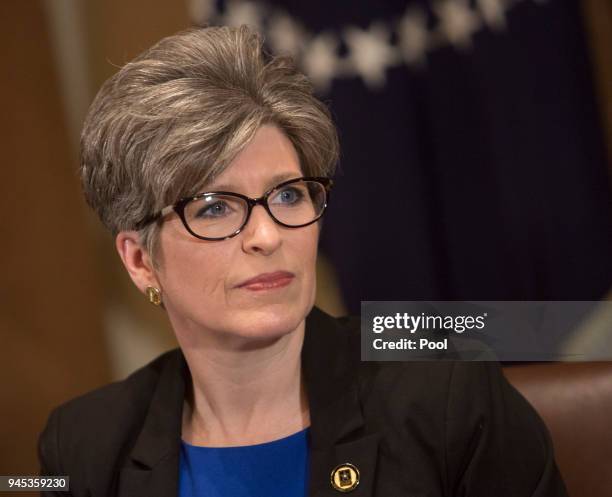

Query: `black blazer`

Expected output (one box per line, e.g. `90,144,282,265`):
39,307,567,497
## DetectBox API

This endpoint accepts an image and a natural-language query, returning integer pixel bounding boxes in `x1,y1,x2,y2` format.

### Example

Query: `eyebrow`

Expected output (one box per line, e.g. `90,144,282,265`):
204,171,302,194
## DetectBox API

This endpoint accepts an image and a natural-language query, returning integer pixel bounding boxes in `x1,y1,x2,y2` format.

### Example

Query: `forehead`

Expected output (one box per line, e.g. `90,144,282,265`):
206,125,301,193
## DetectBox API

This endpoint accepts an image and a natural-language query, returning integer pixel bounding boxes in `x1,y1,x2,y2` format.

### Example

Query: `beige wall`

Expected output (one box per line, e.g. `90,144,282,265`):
0,0,191,476
78,0,192,379
581,0,612,170
0,0,109,474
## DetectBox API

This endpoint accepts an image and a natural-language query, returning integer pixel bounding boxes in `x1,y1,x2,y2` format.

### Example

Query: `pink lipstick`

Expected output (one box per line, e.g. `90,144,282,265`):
237,271,295,291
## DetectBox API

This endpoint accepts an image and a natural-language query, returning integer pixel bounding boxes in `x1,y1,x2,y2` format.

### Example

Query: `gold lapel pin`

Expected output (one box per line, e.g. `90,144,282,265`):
330,462,360,492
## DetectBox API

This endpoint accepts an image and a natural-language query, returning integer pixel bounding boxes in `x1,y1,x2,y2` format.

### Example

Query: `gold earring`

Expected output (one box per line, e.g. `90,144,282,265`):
146,286,162,306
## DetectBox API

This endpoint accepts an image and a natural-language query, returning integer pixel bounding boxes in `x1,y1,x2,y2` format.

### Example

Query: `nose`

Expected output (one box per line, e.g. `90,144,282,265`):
241,204,282,255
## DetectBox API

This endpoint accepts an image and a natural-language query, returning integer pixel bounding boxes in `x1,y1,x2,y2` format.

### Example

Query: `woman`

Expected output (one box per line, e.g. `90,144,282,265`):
39,26,567,497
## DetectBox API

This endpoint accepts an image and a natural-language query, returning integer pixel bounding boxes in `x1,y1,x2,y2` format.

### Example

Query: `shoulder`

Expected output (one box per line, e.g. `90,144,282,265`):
38,348,182,476
329,310,529,416
46,347,179,429
329,312,564,494
361,360,560,494
331,309,464,402
350,326,545,440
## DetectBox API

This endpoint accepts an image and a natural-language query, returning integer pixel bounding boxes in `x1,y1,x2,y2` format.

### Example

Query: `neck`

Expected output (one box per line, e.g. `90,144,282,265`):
179,320,310,447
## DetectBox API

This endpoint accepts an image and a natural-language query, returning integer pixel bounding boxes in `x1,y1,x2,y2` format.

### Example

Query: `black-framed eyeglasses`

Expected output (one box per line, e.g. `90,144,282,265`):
136,177,333,241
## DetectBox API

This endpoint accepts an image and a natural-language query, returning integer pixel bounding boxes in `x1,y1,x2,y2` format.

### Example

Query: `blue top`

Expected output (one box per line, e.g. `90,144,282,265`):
178,428,310,497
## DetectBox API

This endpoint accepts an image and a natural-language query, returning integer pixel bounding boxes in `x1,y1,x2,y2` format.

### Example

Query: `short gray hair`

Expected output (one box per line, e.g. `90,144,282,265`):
80,25,339,260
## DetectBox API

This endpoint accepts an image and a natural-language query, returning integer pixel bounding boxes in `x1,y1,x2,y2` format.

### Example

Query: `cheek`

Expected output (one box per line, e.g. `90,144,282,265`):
179,249,229,296
156,229,231,303
293,224,319,258
294,226,319,283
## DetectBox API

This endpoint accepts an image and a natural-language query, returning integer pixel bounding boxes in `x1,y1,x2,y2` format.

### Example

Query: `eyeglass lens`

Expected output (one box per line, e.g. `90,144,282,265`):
182,180,327,239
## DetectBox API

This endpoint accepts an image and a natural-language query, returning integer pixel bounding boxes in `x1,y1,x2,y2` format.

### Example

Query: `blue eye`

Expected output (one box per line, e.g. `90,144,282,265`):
196,201,230,218
272,186,304,205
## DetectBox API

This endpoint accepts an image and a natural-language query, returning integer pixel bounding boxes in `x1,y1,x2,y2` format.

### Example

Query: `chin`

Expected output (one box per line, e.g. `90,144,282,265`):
230,303,310,341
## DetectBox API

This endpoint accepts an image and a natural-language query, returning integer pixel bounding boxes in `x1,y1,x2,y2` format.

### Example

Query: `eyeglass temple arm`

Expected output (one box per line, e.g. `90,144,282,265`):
135,204,176,230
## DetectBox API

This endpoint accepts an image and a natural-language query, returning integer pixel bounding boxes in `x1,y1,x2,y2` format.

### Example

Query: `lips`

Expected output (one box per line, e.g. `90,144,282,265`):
236,271,295,291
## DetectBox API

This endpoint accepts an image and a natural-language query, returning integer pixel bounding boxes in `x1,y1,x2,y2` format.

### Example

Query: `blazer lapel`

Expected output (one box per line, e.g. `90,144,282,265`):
303,309,380,497
117,349,188,497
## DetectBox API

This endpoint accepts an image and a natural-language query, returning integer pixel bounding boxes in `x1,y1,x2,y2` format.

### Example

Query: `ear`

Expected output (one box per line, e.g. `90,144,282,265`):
115,231,159,293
